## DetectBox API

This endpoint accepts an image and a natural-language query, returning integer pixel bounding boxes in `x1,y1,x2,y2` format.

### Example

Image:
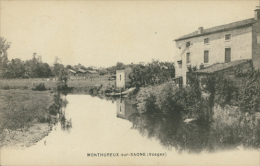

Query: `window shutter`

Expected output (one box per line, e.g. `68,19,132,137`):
225,48,231,62
204,50,209,63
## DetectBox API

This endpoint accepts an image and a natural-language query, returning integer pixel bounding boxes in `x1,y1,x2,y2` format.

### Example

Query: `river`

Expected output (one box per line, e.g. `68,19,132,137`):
1,95,259,166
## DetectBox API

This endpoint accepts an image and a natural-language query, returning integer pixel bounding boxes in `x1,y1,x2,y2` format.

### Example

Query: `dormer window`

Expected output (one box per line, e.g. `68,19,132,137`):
186,41,191,47
225,34,231,40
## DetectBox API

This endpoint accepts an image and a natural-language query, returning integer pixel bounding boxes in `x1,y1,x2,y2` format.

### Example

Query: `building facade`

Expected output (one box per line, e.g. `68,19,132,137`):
174,9,260,86
116,67,132,89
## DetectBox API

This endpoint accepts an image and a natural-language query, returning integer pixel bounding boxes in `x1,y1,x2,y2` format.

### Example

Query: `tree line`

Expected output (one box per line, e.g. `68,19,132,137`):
0,37,67,79
0,36,175,81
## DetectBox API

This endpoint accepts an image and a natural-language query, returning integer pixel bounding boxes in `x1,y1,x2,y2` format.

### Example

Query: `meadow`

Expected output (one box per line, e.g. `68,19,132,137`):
0,77,115,90
0,90,53,145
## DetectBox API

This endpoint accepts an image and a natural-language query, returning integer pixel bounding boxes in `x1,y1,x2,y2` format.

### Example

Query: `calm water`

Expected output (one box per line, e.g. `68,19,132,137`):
1,95,259,166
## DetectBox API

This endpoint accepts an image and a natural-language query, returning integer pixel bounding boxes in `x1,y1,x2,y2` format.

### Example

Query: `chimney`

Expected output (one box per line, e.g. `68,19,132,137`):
255,9,260,20
198,27,203,34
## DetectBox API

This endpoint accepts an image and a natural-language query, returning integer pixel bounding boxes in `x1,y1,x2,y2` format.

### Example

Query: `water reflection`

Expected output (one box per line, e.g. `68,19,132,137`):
56,94,73,133
2,95,259,166
116,98,137,120
114,97,257,154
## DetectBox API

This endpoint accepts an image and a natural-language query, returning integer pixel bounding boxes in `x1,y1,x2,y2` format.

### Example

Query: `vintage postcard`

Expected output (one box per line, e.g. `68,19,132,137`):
0,0,260,165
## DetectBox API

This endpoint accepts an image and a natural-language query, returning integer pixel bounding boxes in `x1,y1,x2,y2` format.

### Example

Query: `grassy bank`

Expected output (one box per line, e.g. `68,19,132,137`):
0,90,65,148
0,78,115,91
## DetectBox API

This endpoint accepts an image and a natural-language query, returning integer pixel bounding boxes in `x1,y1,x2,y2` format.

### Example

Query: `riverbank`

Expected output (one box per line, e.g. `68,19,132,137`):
1,122,52,148
0,89,63,149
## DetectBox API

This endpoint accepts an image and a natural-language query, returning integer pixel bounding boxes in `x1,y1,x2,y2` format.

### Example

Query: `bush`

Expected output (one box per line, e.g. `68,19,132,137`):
156,82,183,117
211,105,260,149
32,82,46,91
236,76,260,113
3,85,10,90
137,86,159,114
57,81,67,91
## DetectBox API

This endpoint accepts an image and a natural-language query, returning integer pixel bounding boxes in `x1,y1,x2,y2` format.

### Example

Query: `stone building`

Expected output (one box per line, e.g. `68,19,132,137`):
174,9,260,87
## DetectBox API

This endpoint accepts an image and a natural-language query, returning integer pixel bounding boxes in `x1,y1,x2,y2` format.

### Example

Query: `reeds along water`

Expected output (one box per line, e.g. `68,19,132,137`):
128,105,260,154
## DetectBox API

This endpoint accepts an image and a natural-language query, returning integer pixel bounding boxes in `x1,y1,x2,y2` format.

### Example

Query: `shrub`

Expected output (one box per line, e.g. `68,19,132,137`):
3,85,10,90
236,74,260,113
211,105,260,149
57,81,67,91
156,82,183,117
137,86,159,114
32,82,46,91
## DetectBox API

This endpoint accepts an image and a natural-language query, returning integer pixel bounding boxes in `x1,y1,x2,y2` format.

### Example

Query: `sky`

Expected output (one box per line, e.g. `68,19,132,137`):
0,0,259,68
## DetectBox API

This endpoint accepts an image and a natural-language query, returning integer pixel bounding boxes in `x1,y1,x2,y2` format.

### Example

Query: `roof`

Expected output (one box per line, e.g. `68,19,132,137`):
68,69,76,73
194,59,249,74
77,68,86,73
175,18,257,41
87,70,99,74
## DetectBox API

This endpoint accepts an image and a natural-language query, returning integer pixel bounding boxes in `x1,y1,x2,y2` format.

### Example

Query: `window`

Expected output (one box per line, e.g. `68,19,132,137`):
204,50,209,63
186,53,191,64
186,41,191,47
257,33,260,44
225,34,231,40
225,48,231,63
204,38,209,44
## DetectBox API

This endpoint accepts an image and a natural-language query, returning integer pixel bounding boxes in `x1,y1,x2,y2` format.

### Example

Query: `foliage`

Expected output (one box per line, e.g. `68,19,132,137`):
0,90,52,135
236,70,260,113
106,66,117,75
211,105,260,150
3,85,10,90
32,82,46,91
136,82,205,119
49,93,68,115
201,66,260,113
0,49,53,79
57,68,69,91
116,62,125,69
129,60,175,87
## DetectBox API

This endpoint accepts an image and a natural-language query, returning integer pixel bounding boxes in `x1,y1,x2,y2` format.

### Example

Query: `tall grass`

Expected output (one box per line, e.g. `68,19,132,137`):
0,79,115,90
0,90,53,142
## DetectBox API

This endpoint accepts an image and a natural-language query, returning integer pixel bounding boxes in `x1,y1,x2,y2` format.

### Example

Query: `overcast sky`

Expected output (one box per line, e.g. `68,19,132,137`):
0,0,259,67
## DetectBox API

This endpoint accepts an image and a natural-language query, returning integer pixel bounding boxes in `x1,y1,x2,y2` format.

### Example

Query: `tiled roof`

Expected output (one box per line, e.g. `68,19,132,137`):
194,59,249,74
87,70,99,74
77,68,86,73
175,18,257,41
68,69,76,73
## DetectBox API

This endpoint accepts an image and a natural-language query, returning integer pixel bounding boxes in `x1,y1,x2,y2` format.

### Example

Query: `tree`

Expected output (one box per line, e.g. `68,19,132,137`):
129,60,174,87
57,68,69,91
53,57,64,77
9,58,25,78
0,37,11,78
116,62,124,69
106,66,117,75
65,65,72,69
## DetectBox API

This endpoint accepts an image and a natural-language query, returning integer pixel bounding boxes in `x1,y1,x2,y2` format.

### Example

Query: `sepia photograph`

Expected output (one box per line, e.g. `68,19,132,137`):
0,0,260,165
